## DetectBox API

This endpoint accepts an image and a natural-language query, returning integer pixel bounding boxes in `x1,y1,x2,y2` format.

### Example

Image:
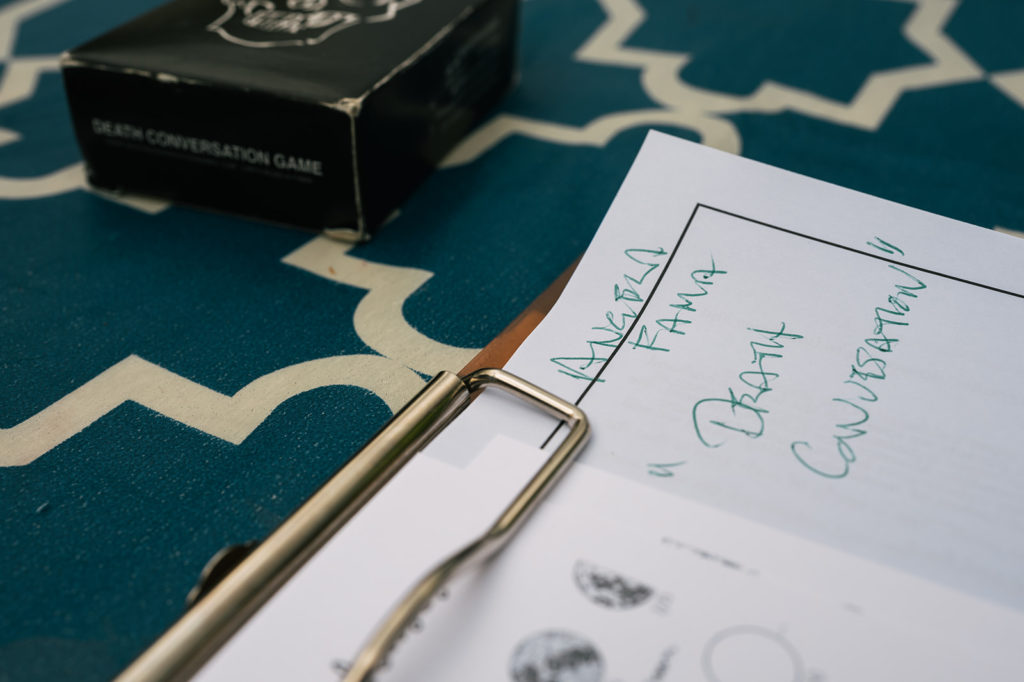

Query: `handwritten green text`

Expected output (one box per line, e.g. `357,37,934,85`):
550,247,667,382
692,322,804,448
790,250,927,479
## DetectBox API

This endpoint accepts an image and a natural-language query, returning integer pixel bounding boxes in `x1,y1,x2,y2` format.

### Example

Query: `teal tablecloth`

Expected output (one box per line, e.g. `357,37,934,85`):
2,0,1022,679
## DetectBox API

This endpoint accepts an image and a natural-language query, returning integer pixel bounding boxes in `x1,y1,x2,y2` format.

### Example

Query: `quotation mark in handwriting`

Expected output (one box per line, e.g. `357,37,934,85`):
648,461,685,477
866,236,904,256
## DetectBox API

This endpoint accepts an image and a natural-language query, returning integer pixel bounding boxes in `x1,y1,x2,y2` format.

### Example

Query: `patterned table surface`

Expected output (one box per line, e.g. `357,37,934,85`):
2,0,1022,679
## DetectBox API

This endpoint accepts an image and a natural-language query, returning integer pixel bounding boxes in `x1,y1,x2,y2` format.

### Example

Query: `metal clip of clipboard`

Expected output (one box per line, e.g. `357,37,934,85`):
117,367,590,682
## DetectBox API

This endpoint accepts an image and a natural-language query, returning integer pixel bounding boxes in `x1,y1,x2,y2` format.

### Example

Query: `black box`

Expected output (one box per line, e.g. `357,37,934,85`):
61,0,516,239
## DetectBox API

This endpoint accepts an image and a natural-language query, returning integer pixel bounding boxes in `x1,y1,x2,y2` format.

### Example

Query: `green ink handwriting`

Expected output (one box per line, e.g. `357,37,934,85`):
692,322,803,448
648,461,686,478
635,257,728,353
866,236,905,257
550,247,667,381
791,258,927,479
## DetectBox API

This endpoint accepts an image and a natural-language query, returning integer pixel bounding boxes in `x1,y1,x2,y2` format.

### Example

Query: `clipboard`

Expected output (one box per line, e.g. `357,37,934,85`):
115,265,586,682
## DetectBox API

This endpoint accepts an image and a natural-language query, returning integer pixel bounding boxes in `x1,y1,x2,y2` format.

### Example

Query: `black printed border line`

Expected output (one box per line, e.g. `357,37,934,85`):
541,203,1024,449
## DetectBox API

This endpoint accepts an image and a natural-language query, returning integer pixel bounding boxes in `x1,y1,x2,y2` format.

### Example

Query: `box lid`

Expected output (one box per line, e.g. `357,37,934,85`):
65,0,486,106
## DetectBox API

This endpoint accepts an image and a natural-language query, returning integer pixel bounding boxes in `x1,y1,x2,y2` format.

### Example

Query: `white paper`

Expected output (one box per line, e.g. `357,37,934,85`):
199,436,1024,681
196,435,558,681
382,437,1024,682
197,132,1024,680
432,131,1024,611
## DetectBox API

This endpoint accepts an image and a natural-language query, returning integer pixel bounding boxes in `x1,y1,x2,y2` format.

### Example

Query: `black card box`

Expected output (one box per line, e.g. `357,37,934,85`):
61,0,516,239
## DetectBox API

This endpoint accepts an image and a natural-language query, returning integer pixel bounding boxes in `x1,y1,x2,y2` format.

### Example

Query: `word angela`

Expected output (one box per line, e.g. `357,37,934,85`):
550,250,727,384
550,247,668,382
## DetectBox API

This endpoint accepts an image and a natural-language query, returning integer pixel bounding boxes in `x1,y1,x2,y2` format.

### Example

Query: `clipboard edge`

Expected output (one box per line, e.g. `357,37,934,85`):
116,371,471,682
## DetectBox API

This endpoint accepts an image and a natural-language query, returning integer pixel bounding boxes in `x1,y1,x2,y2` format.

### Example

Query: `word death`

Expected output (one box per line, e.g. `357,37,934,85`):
692,323,803,448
